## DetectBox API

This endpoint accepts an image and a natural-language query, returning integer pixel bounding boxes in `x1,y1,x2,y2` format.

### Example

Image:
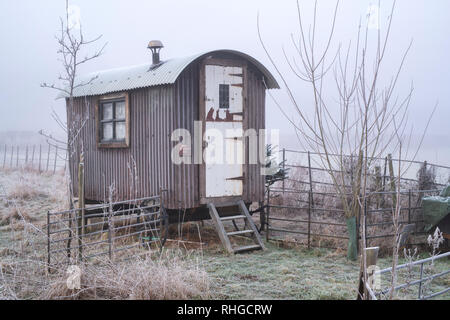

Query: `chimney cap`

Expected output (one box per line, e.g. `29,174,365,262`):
148,40,164,49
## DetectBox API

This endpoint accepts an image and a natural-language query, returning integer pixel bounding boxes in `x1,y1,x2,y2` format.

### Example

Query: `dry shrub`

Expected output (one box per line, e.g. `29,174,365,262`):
43,251,210,300
7,182,47,200
0,207,32,226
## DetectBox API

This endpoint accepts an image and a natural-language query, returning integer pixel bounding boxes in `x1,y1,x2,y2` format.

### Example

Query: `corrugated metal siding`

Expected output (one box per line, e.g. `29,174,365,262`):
244,66,266,203
69,85,186,209
173,63,200,209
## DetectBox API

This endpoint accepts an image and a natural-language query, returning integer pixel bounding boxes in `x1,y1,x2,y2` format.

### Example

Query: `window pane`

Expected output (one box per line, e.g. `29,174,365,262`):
102,122,113,141
219,84,229,108
115,121,126,140
102,103,113,120
115,101,126,119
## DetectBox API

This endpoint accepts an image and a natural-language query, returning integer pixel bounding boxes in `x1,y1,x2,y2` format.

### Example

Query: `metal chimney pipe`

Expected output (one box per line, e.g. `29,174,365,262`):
147,40,164,65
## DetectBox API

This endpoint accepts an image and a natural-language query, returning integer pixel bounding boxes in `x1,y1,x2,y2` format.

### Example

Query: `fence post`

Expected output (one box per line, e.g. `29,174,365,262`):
47,211,51,272
10,145,13,167
388,154,397,208
375,166,381,208
266,188,270,242
307,151,314,249
31,145,35,169
46,145,51,172
38,145,42,173
108,190,114,260
67,211,73,262
364,196,368,248
308,191,311,250
53,146,58,173
357,246,379,300
25,145,29,164
77,153,84,262
408,189,412,224
282,148,286,194
418,263,424,299
16,146,19,167
2,145,6,168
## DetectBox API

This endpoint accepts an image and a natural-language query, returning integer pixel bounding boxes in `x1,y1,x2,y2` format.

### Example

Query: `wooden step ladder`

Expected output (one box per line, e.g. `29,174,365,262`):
207,200,265,254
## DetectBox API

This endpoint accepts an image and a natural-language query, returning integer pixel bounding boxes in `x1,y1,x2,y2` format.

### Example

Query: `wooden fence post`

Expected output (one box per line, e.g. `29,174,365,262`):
108,189,114,260
408,189,412,225
364,196,368,248
282,148,286,194
418,263,424,299
77,153,85,261
53,146,58,173
375,166,382,208
357,246,379,300
25,145,29,164
2,145,6,168
266,188,270,242
307,151,314,249
16,146,19,167
10,145,13,167
38,145,42,173
31,145,35,169
47,211,51,272
46,145,51,172
388,154,396,208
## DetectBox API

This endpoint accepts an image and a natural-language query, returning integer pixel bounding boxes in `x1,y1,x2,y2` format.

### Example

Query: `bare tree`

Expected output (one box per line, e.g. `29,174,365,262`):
41,0,106,204
258,0,435,299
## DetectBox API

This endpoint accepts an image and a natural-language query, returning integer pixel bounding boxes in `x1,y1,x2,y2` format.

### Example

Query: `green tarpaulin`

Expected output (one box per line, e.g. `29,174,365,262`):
422,185,450,232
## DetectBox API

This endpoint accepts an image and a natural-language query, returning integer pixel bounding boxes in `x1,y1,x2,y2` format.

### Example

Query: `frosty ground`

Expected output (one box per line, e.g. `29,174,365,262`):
0,169,448,300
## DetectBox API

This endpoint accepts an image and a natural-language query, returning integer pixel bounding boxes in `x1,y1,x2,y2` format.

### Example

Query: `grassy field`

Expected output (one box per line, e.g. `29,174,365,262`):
200,241,450,300
0,168,448,300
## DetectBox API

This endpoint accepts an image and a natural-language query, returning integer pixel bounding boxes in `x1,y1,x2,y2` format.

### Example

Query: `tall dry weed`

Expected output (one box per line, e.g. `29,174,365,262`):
42,251,210,300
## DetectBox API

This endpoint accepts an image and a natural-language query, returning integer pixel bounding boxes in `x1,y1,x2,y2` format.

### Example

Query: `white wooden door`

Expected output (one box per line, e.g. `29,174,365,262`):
204,64,244,198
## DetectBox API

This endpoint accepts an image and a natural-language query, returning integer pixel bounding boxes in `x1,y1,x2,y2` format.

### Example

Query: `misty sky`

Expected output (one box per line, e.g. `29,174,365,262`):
0,0,449,162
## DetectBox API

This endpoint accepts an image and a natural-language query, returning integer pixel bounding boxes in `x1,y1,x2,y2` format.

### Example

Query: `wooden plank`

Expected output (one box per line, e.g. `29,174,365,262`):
207,202,234,254
238,200,265,250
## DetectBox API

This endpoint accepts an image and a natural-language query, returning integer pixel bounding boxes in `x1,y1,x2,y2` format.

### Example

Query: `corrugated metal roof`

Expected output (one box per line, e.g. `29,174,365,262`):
64,49,279,98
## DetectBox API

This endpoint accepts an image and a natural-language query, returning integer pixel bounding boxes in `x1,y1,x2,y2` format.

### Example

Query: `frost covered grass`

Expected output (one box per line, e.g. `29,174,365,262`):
202,241,450,300
0,168,448,300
